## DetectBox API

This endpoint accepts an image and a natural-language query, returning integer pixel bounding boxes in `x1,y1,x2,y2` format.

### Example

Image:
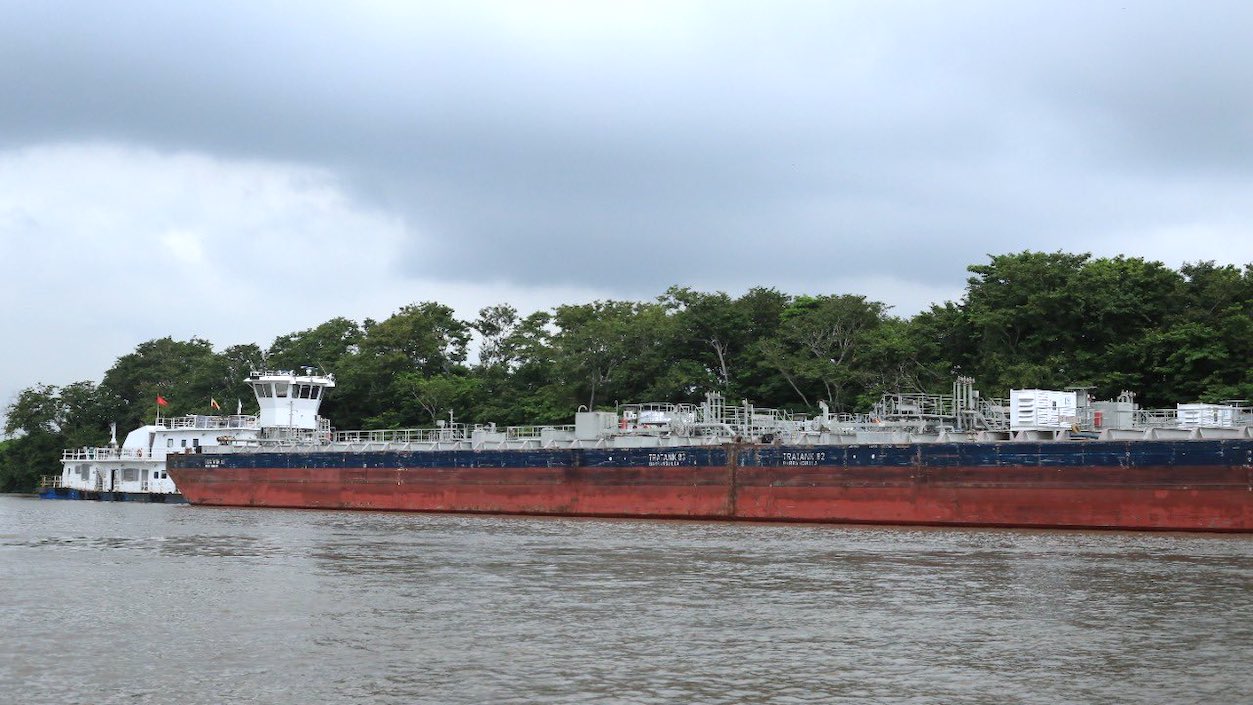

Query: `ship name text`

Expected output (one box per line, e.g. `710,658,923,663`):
781,451,827,466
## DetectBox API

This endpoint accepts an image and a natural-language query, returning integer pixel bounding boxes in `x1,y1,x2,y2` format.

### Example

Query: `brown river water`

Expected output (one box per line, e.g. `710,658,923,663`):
1,495,1250,705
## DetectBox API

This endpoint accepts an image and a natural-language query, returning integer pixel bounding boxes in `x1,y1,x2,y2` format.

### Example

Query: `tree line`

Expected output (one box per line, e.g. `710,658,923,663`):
3,251,1250,491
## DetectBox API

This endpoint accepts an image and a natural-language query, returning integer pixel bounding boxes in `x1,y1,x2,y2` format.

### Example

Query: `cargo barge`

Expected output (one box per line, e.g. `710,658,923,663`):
167,371,1253,532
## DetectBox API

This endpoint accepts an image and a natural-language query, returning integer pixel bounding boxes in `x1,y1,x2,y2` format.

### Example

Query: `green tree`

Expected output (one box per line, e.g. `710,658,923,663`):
461,304,525,425
99,337,221,430
758,294,893,411
333,303,471,428
2,253,1248,454
266,317,362,373
0,433,61,492
662,287,744,393
55,381,119,448
907,301,973,389
5,384,61,435
472,304,520,370
213,343,266,415
1121,261,1253,405
962,251,1091,392
389,372,482,426
361,302,470,376
951,251,1250,405
1175,261,1253,402
725,287,791,406
484,310,568,425
1064,256,1184,398
1,382,116,491
549,300,674,409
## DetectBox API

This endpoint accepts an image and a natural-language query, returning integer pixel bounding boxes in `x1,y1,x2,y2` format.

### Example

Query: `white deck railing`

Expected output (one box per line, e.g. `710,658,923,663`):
62,447,154,461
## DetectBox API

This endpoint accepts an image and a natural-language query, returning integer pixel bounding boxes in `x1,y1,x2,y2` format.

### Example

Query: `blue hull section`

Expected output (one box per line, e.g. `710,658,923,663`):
39,488,85,500
37,488,186,503
188,439,1253,471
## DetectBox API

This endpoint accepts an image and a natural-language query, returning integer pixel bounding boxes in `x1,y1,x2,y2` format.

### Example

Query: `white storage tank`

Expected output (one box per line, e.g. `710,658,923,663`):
1010,389,1078,430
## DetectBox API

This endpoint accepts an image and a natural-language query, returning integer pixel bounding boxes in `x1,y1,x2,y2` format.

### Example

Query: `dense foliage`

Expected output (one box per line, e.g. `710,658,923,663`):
3,252,1250,491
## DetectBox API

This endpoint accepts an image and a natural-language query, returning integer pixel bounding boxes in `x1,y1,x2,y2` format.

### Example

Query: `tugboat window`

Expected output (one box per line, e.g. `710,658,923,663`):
153,471,159,479
275,382,289,398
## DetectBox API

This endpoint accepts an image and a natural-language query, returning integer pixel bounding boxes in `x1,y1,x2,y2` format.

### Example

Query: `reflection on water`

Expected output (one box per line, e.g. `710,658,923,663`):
2,495,1250,705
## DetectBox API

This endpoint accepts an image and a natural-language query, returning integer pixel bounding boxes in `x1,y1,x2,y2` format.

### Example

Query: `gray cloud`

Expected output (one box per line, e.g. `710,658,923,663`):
1,1,1251,419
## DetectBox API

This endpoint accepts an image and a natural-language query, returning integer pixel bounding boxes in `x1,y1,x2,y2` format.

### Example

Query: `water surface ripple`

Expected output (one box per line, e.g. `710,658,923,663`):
2,496,1250,704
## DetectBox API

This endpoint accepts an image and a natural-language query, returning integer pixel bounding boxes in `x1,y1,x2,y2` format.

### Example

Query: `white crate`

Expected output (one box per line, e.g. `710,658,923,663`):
1177,403,1236,428
1010,389,1078,430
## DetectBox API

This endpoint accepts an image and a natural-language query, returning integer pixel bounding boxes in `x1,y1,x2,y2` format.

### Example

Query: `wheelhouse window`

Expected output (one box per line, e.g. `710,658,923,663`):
254,383,272,398
274,382,289,398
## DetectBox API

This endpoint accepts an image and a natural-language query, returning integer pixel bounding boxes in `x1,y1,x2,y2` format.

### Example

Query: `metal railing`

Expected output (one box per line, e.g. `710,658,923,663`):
505,425,575,440
163,414,259,430
1134,409,1179,428
62,447,153,461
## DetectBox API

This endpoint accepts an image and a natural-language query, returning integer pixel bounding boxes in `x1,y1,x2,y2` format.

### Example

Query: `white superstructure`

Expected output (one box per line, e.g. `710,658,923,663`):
247,368,335,434
49,414,261,498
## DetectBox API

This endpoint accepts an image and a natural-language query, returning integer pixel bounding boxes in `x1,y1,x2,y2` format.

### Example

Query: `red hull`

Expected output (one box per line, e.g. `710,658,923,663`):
171,463,1253,532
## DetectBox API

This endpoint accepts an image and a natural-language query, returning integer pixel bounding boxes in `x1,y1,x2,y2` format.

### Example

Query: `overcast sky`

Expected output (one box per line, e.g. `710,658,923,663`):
2,1,1251,425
